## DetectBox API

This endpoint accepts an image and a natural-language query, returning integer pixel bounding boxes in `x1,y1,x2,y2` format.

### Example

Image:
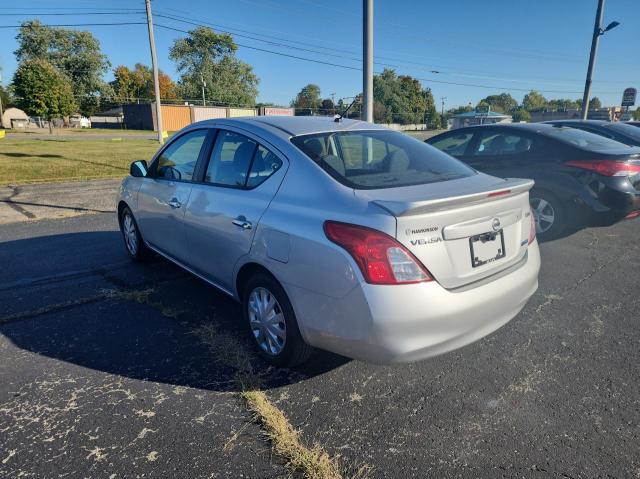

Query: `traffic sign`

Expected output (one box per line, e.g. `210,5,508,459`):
622,88,636,107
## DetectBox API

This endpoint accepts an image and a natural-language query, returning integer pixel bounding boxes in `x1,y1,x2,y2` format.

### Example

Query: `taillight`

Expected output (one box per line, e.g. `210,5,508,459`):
528,208,536,244
324,221,432,285
565,159,640,177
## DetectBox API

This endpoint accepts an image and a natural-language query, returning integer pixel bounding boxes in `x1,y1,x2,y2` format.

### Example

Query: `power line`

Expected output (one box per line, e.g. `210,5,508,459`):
0,12,145,16
0,22,147,28
153,10,634,87
154,23,364,72
153,22,619,95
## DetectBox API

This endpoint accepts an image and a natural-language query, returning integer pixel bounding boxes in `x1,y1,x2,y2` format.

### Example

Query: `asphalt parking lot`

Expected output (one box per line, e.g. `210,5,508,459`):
1,208,639,477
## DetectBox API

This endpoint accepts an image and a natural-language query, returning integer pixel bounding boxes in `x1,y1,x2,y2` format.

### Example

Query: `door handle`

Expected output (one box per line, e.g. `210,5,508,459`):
168,198,181,209
232,216,252,229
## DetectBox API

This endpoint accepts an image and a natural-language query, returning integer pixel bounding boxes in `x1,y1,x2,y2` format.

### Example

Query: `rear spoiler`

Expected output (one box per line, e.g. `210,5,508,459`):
372,178,534,217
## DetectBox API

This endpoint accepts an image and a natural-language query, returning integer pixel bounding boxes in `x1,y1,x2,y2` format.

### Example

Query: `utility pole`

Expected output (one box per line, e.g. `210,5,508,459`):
200,73,206,106
363,0,373,123
440,97,446,116
0,74,3,123
580,0,619,119
145,0,164,144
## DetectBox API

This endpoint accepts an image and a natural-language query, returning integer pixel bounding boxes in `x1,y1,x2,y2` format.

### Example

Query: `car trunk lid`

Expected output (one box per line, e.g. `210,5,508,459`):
358,175,535,289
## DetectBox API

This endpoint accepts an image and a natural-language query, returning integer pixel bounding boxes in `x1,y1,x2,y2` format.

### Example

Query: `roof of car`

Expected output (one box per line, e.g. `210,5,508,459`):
194,115,388,137
447,122,562,133
543,119,610,125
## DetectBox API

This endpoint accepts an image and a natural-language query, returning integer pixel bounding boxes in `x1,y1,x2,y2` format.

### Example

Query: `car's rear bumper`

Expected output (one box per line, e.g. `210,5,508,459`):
288,241,540,364
582,176,640,219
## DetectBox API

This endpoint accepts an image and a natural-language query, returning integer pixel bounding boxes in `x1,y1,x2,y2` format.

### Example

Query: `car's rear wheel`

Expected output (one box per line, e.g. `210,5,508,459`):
120,207,151,261
243,272,314,367
529,190,565,240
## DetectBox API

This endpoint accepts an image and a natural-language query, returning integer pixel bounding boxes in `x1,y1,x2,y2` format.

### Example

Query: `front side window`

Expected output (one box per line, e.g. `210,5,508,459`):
429,132,473,157
472,132,534,157
291,130,475,189
155,129,207,181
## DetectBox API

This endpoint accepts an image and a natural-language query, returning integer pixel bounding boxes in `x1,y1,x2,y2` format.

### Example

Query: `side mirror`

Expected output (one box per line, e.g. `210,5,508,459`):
130,160,148,178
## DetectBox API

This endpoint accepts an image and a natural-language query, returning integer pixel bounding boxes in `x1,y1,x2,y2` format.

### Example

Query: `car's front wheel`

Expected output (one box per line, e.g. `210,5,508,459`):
119,207,151,261
243,272,314,367
529,190,566,240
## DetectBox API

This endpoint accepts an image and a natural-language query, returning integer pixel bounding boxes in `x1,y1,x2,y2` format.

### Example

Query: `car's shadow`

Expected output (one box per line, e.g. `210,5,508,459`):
0,231,351,393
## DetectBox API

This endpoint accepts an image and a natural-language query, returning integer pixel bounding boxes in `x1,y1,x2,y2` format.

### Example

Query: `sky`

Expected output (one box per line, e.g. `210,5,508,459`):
0,0,638,109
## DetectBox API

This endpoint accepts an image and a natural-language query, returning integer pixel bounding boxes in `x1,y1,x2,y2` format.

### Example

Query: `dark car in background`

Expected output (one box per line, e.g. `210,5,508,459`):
543,119,640,147
426,124,640,239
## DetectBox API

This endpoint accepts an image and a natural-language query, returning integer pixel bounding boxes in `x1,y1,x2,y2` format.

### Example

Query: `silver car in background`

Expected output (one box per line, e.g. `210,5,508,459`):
118,116,540,366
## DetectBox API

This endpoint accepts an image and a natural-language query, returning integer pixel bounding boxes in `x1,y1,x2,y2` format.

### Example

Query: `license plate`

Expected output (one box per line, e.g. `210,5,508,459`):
469,231,506,268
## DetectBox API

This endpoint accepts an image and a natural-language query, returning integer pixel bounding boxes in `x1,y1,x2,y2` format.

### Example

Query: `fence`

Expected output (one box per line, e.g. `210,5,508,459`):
120,103,295,131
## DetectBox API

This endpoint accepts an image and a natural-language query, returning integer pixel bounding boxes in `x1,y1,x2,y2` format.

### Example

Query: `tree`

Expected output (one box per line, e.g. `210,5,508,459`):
511,108,531,123
320,98,335,115
15,20,110,116
111,64,177,103
589,96,602,109
522,90,548,112
633,107,640,121
13,59,76,133
547,98,580,111
291,84,322,114
0,84,12,110
449,105,473,115
478,93,517,113
169,26,258,106
372,69,437,125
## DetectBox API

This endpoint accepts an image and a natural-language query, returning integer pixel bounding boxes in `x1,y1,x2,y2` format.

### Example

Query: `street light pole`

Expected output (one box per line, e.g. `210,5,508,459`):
363,0,373,123
145,0,164,144
200,73,206,106
580,0,619,120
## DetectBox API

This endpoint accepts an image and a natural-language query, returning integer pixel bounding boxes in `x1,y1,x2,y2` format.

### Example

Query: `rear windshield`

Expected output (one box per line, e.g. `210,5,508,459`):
603,122,640,142
291,130,475,189
544,126,633,152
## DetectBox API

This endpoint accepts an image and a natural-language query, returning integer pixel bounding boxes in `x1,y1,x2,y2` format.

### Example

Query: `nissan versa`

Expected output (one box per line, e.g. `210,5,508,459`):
117,116,540,366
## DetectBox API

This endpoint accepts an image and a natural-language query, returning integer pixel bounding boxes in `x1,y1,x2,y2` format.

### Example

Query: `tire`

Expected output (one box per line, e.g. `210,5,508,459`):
119,207,151,262
529,190,566,240
242,272,314,367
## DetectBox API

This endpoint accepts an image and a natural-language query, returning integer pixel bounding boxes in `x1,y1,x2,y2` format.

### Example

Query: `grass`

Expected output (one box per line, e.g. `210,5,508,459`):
192,323,346,479
7,128,155,136
0,137,160,185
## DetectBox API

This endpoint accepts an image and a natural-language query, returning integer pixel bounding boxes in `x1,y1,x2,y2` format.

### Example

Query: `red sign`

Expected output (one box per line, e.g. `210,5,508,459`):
263,107,294,116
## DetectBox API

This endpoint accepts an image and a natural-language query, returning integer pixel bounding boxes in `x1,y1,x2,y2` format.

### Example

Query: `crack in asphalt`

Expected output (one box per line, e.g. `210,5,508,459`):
0,261,131,292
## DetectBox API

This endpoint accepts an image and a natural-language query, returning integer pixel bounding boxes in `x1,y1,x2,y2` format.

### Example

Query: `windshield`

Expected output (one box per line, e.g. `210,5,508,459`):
544,126,634,152
291,130,475,189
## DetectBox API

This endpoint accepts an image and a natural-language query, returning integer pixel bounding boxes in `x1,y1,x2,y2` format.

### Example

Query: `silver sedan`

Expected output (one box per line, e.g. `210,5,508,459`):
118,116,540,366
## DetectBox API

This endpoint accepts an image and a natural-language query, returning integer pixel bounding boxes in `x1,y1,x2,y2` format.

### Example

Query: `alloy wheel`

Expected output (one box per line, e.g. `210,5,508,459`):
248,287,286,356
530,197,556,234
123,213,138,256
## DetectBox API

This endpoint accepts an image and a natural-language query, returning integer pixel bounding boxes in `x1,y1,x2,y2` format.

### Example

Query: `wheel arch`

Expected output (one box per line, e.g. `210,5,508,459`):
235,261,280,302
117,200,129,227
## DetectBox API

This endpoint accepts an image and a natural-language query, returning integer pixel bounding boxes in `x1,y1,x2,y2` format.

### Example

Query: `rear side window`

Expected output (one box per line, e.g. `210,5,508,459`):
429,132,473,156
291,130,475,189
247,145,282,188
205,130,282,188
206,131,258,187
472,132,535,156
155,129,207,181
